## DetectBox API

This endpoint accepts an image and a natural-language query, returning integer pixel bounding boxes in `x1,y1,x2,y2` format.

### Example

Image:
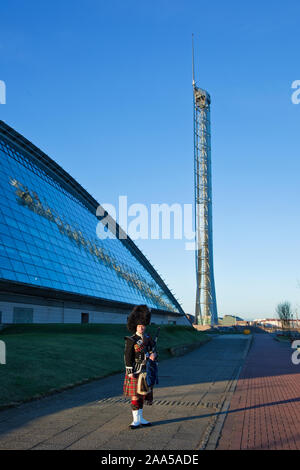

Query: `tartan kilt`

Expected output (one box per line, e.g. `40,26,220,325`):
123,374,138,397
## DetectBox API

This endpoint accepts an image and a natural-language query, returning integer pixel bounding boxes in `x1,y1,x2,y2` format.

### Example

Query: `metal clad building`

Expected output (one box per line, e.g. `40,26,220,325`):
0,121,188,325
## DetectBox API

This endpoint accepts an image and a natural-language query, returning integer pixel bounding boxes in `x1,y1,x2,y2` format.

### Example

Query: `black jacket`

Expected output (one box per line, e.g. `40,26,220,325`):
124,333,155,375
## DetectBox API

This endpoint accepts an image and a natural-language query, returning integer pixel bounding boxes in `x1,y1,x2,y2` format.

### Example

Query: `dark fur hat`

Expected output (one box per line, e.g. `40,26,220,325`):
127,304,151,333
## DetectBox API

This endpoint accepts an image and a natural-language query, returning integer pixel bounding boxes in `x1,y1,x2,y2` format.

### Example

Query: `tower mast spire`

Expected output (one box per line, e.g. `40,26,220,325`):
192,33,195,88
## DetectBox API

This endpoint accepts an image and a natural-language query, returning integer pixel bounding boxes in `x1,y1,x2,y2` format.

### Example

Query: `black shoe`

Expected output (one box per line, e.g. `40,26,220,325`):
129,424,141,429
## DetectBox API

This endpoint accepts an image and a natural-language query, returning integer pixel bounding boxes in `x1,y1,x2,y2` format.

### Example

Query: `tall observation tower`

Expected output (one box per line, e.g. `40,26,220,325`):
193,38,218,326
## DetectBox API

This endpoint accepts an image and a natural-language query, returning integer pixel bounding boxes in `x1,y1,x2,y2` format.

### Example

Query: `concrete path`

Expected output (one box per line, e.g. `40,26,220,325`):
0,335,250,450
217,333,300,450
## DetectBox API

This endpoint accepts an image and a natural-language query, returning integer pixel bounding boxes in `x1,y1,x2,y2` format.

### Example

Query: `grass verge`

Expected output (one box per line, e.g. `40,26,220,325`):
0,323,209,408
274,335,293,343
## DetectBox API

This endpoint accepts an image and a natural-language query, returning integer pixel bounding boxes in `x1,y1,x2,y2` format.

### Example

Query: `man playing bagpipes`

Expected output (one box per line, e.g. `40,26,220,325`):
123,304,159,429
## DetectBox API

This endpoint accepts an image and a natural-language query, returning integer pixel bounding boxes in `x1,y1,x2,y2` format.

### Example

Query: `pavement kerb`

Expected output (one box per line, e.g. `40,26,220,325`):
198,334,253,450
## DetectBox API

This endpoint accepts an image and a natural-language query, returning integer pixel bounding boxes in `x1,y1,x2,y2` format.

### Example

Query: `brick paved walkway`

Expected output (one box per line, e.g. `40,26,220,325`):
217,333,300,450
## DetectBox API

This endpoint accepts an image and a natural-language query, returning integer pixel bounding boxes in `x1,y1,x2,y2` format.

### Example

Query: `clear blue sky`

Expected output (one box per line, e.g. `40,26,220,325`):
1,0,300,320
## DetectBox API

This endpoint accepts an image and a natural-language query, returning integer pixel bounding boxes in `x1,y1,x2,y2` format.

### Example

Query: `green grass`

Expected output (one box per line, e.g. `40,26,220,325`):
0,323,208,408
275,335,292,343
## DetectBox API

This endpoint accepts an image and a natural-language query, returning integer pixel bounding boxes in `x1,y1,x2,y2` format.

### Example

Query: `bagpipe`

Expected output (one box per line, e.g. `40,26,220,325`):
137,327,160,395
145,326,160,388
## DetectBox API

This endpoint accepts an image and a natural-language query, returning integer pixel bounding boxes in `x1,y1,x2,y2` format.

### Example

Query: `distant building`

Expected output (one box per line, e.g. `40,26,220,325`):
254,318,300,329
218,315,244,327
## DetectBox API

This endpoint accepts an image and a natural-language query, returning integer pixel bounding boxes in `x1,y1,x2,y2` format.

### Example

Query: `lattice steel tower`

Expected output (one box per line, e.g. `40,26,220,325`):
193,38,218,326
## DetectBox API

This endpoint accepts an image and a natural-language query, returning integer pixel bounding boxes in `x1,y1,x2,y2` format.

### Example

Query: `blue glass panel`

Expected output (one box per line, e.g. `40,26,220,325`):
1,268,17,281
0,255,13,270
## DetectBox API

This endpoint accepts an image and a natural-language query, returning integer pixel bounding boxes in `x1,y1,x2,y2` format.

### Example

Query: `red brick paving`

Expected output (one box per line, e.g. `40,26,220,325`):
217,333,300,450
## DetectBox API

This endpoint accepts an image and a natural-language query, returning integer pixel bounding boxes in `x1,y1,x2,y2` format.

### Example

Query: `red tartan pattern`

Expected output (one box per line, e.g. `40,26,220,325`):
123,374,138,397
123,374,154,403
